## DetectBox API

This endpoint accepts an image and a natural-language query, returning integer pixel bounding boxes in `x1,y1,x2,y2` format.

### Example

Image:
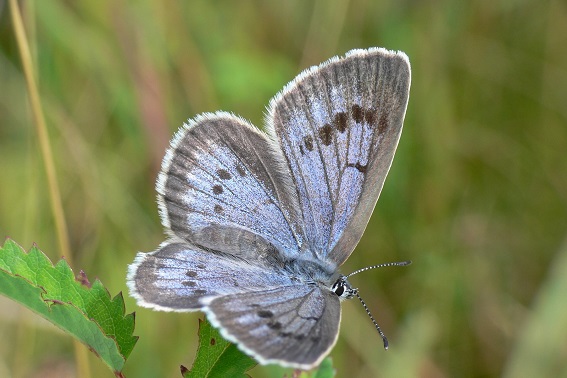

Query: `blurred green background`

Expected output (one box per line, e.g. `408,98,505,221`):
1,1,566,377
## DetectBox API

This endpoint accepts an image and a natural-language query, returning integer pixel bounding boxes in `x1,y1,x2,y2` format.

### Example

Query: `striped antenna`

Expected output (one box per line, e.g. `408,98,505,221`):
347,260,411,349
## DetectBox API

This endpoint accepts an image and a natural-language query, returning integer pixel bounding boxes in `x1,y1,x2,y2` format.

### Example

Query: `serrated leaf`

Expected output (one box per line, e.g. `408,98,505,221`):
0,239,138,374
184,317,257,378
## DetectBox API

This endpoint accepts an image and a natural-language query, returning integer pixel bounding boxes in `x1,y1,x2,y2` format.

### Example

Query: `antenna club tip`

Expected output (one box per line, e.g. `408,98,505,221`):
383,340,389,350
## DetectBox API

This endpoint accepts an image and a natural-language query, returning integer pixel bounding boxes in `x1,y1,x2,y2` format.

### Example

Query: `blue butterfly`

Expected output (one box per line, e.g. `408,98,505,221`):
128,47,411,369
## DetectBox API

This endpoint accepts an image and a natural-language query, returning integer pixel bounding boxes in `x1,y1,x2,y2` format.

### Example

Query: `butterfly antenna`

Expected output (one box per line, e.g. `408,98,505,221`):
347,260,411,278
355,290,389,349
348,260,411,349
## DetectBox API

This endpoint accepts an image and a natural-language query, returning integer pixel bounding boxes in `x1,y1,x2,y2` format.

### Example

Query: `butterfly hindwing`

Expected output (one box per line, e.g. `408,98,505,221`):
267,48,410,265
205,284,340,369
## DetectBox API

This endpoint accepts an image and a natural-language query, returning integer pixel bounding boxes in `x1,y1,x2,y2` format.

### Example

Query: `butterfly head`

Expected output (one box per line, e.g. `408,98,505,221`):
331,275,356,300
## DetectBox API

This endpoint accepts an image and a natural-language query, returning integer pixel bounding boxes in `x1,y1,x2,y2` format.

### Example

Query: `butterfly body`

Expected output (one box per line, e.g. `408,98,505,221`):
128,47,411,369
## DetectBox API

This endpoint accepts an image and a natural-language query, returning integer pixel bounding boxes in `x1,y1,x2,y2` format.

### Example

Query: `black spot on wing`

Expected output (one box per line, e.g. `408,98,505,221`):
182,281,196,287
214,204,223,214
217,169,232,180
212,185,223,195
318,124,333,146
333,112,348,133
303,135,314,151
351,104,364,123
347,162,368,173
365,109,376,126
186,271,197,277
268,321,282,330
257,310,274,318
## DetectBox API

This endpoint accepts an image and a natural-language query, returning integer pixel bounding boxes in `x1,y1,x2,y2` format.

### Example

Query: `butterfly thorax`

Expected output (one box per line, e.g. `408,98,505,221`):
278,255,335,280
275,255,355,300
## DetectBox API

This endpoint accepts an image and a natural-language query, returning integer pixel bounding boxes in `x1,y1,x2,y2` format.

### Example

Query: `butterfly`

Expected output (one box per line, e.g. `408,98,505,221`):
127,47,411,369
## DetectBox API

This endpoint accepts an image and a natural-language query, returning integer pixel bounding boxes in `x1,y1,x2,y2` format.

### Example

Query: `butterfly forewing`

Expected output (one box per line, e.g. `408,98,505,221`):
267,48,410,265
158,112,303,261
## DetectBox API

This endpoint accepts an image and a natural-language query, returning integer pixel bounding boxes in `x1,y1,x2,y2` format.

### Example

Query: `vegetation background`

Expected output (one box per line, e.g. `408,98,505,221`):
1,1,566,377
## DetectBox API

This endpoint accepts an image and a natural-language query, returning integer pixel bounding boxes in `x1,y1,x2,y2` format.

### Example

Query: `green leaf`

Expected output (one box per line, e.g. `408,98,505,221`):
183,317,257,377
296,357,336,378
312,358,336,378
0,239,138,374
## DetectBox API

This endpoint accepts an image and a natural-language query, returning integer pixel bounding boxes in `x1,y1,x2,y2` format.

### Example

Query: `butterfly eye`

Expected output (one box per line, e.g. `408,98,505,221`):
332,277,357,300
333,282,345,297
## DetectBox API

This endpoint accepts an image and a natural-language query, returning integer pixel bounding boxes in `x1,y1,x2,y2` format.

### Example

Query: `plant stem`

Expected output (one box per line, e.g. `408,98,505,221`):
9,1,91,377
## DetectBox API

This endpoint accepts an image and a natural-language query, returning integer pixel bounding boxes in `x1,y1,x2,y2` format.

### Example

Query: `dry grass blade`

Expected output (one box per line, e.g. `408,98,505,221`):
8,0,89,376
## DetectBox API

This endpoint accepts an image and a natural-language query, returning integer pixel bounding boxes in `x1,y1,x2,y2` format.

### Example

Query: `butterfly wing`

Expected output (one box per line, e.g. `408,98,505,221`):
266,48,411,265
128,242,296,311
205,284,340,369
156,112,303,261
